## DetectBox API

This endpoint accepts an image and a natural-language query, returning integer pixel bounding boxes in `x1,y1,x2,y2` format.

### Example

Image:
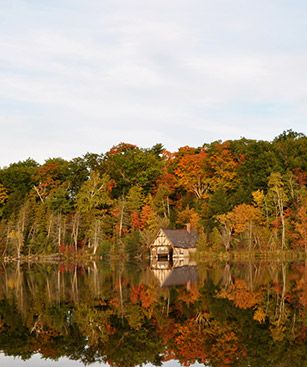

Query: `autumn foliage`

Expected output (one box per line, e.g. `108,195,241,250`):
0,130,306,257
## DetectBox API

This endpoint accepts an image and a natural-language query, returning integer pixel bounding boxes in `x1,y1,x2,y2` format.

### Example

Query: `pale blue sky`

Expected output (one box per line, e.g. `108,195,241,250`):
1,0,307,166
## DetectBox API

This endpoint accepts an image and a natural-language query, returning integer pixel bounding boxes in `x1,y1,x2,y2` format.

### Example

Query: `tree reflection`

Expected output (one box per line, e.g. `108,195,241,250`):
0,260,305,366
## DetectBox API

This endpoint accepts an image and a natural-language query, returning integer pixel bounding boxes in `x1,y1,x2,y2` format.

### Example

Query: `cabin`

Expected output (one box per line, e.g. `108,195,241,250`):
150,226,198,262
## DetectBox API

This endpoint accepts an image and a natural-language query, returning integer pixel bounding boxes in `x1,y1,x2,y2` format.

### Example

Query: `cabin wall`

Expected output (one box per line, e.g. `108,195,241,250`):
150,233,172,259
173,258,196,267
173,247,190,258
151,232,171,248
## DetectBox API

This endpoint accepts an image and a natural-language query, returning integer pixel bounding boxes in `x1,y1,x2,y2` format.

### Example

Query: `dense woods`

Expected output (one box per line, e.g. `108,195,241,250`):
0,130,306,258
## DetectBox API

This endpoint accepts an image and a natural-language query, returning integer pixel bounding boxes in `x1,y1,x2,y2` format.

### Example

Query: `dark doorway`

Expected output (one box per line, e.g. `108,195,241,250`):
157,248,173,266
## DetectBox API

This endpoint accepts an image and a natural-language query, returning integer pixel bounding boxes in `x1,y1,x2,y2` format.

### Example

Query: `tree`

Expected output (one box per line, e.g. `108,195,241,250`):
0,159,38,217
267,172,288,249
204,141,240,193
176,207,201,230
174,147,209,200
103,143,164,197
230,138,280,200
0,184,8,217
32,158,70,203
273,130,307,172
292,192,307,253
76,172,113,254
216,204,261,250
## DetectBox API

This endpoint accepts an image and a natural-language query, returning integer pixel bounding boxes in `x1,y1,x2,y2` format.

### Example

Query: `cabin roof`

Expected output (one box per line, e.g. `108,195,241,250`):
162,228,198,249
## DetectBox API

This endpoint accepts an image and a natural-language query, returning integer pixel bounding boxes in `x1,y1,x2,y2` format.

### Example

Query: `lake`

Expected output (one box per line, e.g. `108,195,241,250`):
0,259,305,366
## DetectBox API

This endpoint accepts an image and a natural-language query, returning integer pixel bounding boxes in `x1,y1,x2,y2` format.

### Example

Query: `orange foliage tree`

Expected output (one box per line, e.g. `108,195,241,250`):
204,141,240,192
174,147,209,200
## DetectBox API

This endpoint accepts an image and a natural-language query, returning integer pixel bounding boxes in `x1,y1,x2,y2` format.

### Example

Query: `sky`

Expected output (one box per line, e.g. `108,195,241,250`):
1,0,307,167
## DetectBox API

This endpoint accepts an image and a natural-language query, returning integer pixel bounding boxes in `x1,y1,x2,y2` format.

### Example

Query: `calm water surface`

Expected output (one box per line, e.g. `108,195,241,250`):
0,260,305,367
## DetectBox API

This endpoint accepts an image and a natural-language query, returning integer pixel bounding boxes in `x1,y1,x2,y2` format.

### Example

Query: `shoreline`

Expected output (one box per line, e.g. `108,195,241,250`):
1,250,306,263
195,249,306,262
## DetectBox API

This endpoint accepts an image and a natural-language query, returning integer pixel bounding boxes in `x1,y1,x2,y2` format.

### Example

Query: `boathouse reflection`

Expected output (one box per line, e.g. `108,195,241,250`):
150,257,197,288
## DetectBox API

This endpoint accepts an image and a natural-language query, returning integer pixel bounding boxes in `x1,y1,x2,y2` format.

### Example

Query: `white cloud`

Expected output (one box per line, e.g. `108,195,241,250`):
0,0,307,166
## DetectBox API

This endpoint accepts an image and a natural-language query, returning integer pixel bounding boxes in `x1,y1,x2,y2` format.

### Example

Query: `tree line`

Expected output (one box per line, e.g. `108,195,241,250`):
0,130,306,258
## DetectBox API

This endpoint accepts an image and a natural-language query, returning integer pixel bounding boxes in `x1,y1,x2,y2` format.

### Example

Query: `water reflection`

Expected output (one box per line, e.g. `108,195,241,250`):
151,258,197,288
0,260,305,367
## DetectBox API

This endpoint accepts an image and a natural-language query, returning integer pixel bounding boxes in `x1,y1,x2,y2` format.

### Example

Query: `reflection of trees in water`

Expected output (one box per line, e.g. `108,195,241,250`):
0,260,305,367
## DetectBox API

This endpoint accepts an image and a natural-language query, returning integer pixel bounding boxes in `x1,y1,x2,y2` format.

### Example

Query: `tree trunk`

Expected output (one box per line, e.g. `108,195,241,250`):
119,202,125,238
57,213,62,250
92,220,101,255
72,213,80,252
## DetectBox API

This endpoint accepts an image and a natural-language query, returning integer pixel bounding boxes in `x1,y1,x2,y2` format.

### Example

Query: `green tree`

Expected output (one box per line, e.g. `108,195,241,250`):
0,184,8,217
0,159,38,217
76,172,113,254
273,130,307,172
103,143,164,197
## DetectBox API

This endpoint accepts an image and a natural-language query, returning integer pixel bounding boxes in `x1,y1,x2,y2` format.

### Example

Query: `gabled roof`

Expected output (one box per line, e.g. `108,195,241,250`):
162,228,198,249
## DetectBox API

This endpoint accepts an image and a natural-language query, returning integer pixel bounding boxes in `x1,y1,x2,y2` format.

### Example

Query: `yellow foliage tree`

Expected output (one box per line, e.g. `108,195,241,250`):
217,204,261,250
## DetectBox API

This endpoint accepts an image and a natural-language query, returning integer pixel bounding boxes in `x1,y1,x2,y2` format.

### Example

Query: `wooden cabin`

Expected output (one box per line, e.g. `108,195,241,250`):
150,227,198,262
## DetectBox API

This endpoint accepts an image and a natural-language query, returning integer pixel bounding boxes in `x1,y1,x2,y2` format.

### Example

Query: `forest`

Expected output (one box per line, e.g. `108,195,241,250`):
0,130,306,259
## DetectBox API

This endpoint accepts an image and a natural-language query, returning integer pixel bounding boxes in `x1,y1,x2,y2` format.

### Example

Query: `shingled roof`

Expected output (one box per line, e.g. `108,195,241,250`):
162,229,198,249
